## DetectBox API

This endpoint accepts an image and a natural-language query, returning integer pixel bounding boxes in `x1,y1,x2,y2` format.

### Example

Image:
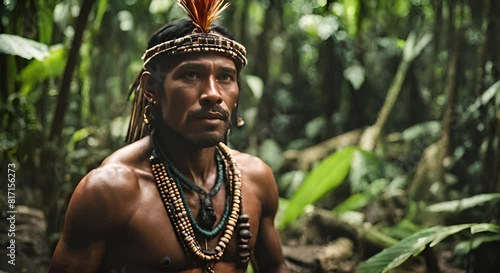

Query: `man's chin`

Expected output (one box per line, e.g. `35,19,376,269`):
185,132,226,148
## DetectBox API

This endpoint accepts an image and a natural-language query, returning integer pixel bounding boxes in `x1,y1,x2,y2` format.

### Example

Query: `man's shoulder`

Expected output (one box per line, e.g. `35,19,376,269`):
230,149,274,182
65,140,152,232
101,136,152,168
74,137,152,205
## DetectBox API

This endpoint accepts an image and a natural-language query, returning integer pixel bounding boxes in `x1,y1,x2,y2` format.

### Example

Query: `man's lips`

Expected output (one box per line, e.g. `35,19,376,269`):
189,106,230,121
198,112,225,120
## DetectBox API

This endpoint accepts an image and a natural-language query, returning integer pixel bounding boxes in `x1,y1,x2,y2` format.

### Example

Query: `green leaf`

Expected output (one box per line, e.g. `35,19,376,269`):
470,223,500,234
36,1,53,45
342,0,360,36
279,147,357,229
68,127,94,151
356,223,498,273
298,14,339,40
245,75,264,100
259,139,284,172
0,34,49,60
426,193,500,213
93,0,109,29
455,234,500,255
349,150,383,192
334,178,387,213
149,0,175,14
343,64,365,90
305,116,326,139
18,45,67,89
333,193,368,213
391,0,410,17
401,121,441,142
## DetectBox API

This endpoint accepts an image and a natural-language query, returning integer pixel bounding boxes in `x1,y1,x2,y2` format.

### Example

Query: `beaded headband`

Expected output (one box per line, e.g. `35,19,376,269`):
141,0,247,70
142,33,247,69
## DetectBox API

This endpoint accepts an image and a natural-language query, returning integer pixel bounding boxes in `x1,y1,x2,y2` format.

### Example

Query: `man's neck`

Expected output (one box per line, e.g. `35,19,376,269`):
153,127,219,188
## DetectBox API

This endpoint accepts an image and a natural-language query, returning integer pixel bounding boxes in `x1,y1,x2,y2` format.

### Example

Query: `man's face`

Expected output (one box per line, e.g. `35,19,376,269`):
157,53,239,147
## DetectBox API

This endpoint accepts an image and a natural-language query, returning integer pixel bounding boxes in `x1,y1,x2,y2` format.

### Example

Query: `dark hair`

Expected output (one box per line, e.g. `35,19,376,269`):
125,19,240,144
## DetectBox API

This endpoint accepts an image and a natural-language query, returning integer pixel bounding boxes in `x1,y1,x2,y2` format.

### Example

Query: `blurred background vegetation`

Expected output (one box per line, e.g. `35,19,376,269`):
1,0,499,272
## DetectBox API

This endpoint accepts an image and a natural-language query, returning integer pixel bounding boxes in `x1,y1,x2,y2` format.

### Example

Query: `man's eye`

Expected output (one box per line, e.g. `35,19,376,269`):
218,74,233,81
185,72,199,79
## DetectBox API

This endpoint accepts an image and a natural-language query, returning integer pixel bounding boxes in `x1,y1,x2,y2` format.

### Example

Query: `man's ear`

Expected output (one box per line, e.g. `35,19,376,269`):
140,71,157,102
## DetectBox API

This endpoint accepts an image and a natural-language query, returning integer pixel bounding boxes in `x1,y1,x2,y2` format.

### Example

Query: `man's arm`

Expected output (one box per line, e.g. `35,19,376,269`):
48,164,140,273
251,159,290,273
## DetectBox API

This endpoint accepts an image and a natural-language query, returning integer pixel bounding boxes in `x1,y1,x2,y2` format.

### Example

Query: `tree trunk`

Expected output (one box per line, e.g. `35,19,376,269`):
318,37,343,136
49,0,96,143
238,0,251,47
439,1,463,184
44,0,96,234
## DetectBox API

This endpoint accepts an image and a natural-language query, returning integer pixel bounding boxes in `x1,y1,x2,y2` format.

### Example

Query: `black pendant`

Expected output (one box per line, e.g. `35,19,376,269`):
198,195,216,230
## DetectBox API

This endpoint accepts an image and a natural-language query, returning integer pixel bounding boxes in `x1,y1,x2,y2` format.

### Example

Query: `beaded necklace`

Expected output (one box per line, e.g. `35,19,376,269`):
166,153,231,238
150,139,242,272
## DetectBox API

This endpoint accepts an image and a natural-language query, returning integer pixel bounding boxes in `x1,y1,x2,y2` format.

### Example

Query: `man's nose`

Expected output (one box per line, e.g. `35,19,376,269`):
200,76,223,105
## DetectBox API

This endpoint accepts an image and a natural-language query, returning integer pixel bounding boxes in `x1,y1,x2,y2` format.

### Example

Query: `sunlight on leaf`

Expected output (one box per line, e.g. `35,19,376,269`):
18,45,67,91
149,0,174,14
279,147,358,229
245,75,264,100
342,0,360,36
343,64,365,90
349,150,382,192
0,34,49,60
455,234,500,255
470,223,500,234
305,116,326,139
68,127,94,151
426,193,500,213
93,0,109,29
356,223,499,273
299,14,339,40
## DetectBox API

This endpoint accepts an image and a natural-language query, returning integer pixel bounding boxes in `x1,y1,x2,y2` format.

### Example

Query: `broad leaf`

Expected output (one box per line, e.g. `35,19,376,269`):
0,34,49,60
356,223,500,273
455,234,500,255
426,193,500,212
18,45,67,89
279,147,357,229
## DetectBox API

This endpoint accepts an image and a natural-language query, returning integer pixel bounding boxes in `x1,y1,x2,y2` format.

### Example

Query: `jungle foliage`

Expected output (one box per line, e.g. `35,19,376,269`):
1,0,500,272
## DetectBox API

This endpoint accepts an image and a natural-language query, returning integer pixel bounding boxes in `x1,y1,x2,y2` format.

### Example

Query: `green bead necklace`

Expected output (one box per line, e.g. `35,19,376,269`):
165,150,231,238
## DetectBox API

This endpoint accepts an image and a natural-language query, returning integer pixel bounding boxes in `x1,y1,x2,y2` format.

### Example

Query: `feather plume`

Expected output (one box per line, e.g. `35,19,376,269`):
174,0,230,33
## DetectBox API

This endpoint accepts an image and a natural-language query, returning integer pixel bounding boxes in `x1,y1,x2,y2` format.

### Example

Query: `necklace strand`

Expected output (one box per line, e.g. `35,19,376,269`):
150,141,242,265
151,136,232,237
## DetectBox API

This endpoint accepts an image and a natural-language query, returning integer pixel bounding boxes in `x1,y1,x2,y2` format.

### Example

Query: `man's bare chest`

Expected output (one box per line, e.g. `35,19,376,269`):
99,181,260,272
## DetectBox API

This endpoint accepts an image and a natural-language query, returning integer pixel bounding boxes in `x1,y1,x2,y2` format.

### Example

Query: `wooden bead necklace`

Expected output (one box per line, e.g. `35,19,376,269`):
150,141,243,272
167,152,231,238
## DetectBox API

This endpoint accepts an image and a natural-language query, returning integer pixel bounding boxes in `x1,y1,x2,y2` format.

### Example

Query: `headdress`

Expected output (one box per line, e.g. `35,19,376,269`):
126,0,247,144
142,0,247,70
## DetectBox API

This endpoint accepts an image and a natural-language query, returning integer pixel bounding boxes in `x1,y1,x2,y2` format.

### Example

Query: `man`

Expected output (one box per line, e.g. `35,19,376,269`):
48,1,289,272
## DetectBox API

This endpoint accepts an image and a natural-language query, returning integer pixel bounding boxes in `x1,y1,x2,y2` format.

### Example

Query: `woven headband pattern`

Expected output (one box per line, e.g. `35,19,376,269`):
142,33,247,69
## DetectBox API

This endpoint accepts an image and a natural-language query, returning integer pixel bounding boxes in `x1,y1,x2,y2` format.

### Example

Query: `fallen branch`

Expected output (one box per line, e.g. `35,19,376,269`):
282,129,363,170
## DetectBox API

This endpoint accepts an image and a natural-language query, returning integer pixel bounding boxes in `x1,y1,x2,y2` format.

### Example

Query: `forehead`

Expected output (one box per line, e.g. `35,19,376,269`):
170,52,237,70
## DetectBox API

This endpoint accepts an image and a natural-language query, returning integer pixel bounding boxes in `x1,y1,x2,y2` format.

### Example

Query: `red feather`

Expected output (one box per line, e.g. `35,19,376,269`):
175,0,230,33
